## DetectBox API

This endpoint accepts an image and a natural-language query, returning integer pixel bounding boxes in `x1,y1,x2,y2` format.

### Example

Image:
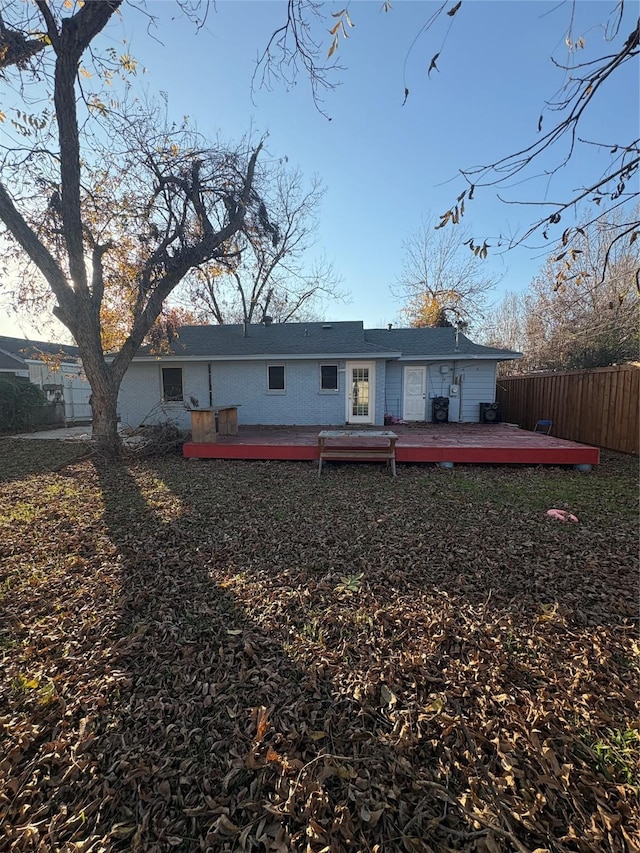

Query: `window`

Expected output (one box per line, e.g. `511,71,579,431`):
320,364,338,391
162,367,183,402
268,364,285,392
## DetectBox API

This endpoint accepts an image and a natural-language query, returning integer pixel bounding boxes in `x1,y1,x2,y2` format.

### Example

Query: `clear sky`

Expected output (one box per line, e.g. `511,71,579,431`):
1,0,637,339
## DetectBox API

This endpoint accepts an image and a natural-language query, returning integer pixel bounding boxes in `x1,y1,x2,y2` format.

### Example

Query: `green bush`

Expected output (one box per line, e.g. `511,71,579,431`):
0,376,46,432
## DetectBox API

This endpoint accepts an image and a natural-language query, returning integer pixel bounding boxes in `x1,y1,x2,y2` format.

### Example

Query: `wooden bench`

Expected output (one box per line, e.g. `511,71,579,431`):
317,430,398,477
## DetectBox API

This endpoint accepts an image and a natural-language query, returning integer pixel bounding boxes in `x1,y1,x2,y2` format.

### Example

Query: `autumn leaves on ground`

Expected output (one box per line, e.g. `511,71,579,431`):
0,440,638,853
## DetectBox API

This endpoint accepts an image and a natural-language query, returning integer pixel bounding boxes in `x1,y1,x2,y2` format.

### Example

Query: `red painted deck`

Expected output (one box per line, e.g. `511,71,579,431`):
183,423,600,466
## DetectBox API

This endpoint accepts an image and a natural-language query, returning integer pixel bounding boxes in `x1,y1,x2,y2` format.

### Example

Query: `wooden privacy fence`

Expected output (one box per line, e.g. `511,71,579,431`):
496,364,639,454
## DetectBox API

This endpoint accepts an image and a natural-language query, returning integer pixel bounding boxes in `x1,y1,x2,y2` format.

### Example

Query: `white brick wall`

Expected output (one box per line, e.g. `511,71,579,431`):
118,357,499,428
118,362,209,429
119,359,350,428
211,360,347,425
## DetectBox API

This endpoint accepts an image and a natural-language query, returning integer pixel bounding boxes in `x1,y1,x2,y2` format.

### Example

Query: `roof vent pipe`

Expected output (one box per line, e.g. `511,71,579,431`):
387,323,392,330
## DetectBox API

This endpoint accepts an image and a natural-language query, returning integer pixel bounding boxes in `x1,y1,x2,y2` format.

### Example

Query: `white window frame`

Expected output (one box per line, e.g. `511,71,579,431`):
267,363,286,394
161,366,184,403
319,363,339,393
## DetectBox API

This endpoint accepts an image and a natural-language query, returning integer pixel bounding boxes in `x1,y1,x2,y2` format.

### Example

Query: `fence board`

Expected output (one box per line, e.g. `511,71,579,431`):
608,370,621,450
496,365,639,454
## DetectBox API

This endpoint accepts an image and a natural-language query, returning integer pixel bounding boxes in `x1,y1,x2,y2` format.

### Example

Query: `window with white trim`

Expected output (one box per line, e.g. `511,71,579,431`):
162,367,183,402
267,364,286,392
320,364,338,391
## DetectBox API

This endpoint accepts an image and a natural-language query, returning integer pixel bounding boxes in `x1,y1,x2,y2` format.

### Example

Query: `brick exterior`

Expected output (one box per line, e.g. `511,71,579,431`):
117,357,499,429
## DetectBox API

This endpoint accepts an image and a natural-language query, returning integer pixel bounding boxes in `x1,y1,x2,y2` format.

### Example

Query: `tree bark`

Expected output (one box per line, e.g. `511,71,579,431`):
70,304,120,454
89,374,121,456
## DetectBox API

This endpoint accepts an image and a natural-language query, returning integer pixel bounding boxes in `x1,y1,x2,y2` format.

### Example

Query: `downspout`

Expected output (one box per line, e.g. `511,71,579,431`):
452,359,458,423
208,362,213,408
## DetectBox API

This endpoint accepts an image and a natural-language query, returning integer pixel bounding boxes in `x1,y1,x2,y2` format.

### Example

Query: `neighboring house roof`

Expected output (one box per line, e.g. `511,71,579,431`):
0,348,31,373
364,327,522,361
0,335,80,363
128,321,521,362
131,321,400,360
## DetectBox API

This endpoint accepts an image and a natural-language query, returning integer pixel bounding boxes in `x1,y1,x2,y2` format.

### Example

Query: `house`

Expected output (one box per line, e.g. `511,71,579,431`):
0,335,92,424
116,321,521,429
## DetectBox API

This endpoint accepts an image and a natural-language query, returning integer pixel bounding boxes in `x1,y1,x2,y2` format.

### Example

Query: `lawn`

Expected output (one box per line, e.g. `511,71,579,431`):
0,439,638,853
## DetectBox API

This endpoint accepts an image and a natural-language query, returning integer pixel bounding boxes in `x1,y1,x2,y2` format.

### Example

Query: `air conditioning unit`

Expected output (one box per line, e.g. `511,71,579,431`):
479,402,501,424
432,396,449,423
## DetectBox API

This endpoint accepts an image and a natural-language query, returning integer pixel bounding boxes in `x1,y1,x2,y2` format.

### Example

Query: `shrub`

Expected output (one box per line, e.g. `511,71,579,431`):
0,376,46,432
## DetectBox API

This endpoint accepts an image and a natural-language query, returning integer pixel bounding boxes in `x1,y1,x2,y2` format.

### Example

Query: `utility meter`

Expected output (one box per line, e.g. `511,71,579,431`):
449,384,459,396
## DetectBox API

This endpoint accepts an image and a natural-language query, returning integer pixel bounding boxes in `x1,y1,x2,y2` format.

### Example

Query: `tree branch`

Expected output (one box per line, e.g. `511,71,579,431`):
45,1,121,299
0,12,48,68
0,181,78,328
110,142,265,381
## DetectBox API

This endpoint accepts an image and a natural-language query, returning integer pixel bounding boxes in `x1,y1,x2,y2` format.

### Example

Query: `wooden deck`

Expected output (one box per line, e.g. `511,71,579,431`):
183,423,600,467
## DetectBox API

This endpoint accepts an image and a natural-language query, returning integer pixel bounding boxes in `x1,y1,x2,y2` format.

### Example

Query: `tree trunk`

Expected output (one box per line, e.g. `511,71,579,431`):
71,308,122,456
90,380,121,457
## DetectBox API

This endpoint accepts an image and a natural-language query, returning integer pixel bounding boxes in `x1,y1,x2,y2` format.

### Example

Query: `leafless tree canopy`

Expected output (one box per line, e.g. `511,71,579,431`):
184,165,345,324
480,208,639,373
393,215,500,330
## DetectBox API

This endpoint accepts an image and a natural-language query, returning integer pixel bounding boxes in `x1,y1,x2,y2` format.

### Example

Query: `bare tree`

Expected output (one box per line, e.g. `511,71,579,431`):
483,208,639,372
416,5,639,285
393,215,499,329
184,166,345,324
523,214,639,370
477,292,525,356
0,2,272,454
256,2,639,285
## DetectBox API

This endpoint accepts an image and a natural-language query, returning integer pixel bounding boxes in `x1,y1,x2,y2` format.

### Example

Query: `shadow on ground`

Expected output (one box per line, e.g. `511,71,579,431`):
0,448,637,852
0,437,90,484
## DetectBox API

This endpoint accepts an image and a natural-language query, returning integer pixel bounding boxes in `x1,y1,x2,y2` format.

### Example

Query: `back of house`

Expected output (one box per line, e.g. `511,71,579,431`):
116,321,521,430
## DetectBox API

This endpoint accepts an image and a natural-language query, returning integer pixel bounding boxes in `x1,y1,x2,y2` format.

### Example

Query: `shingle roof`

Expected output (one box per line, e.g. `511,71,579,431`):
364,327,521,360
0,335,80,361
0,348,29,371
129,322,521,361
133,322,399,359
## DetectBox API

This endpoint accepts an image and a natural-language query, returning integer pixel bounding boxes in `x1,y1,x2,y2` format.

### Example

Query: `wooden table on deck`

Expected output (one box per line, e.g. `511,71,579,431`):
215,405,240,436
317,430,398,477
189,406,240,442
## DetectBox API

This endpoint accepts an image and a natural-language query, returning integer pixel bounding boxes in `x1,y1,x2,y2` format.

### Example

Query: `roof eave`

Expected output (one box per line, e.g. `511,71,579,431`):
120,350,403,363
399,352,522,361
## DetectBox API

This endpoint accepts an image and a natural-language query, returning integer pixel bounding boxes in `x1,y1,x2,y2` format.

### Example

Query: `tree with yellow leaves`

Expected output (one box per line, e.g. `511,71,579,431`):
394,215,499,330
0,2,274,455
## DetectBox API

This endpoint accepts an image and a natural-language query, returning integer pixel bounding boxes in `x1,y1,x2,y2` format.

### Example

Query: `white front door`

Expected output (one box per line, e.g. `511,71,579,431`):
346,361,375,424
403,366,426,421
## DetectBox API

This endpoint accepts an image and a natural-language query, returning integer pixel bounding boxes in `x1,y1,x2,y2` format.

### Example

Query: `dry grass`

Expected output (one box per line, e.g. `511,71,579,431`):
0,439,638,852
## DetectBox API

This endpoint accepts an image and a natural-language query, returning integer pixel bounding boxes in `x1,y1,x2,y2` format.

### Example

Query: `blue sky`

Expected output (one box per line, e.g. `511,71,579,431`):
1,0,637,339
